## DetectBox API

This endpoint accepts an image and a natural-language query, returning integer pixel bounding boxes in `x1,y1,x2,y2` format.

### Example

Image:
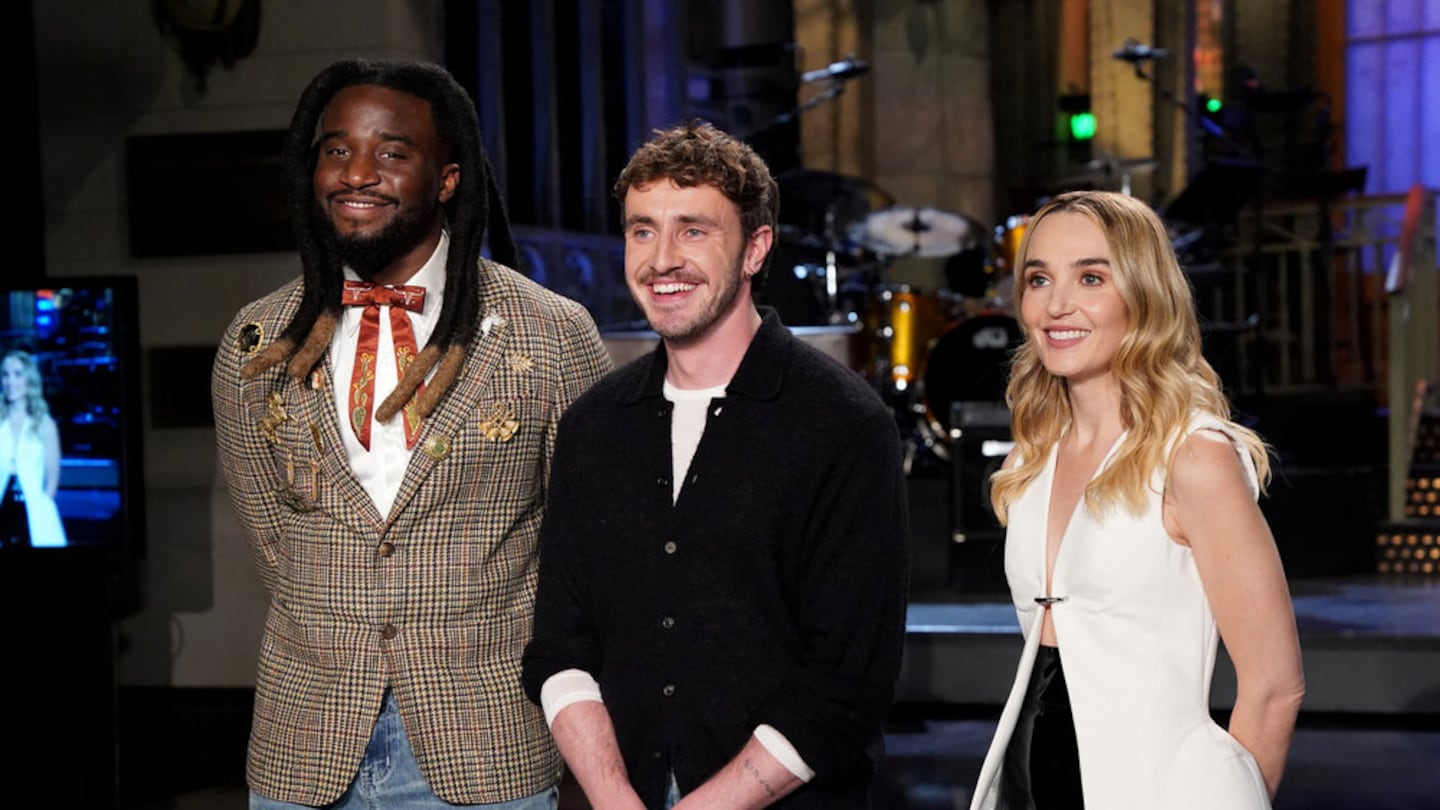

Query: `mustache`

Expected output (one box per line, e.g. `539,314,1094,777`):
635,270,705,286
327,190,401,206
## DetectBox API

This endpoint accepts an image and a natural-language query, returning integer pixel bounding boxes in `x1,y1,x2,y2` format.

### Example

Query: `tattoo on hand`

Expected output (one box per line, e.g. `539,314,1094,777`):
742,758,777,798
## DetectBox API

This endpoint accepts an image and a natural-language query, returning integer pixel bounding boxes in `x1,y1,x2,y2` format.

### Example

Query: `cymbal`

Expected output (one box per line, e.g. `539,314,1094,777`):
776,169,894,212
849,206,979,258
775,169,895,245
1056,156,1159,188
777,224,867,255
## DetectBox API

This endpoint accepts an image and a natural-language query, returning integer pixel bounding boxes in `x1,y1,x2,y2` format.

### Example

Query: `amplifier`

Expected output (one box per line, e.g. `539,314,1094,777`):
949,401,1013,593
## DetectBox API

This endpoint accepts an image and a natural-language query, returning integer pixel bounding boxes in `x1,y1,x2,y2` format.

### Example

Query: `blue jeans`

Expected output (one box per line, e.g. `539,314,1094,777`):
250,691,558,810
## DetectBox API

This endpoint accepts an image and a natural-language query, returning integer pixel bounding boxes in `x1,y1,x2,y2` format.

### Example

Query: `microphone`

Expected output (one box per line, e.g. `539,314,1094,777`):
800,58,870,83
1112,37,1169,63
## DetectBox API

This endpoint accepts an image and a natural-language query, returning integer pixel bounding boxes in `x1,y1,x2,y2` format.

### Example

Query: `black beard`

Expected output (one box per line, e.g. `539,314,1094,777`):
319,199,440,281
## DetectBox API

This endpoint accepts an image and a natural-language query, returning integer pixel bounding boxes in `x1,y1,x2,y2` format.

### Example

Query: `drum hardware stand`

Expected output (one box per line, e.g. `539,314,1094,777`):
897,400,950,475
822,208,844,324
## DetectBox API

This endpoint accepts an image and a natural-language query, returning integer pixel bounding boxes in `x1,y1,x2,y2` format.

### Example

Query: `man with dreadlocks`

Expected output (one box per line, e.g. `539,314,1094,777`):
522,122,910,809
212,58,611,809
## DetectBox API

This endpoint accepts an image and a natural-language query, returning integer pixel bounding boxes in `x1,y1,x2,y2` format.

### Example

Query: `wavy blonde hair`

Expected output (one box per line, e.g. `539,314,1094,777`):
1,350,51,436
990,191,1270,523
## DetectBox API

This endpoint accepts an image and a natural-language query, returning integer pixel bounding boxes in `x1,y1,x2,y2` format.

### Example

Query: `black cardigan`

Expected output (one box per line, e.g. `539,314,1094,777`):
523,311,911,809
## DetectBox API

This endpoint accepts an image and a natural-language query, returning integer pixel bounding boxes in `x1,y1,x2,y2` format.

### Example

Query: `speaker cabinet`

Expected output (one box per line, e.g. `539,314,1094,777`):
949,401,1013,593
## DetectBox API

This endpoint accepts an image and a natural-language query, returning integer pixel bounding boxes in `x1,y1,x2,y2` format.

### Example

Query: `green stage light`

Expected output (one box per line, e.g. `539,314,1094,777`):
1069,112,1097,141
1205,97,1222,114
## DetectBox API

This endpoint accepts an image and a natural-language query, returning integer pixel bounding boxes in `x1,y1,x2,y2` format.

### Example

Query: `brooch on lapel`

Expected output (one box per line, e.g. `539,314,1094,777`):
260,391,289,444
480,313,508,337
477,401,520,442
423,435,452,459
237,322,264,355
506,353,535,375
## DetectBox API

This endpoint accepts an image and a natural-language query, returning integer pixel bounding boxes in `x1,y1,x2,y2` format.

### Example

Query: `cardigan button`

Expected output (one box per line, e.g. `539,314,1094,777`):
663,541,677,555
661,616,675,629
661,683,676,697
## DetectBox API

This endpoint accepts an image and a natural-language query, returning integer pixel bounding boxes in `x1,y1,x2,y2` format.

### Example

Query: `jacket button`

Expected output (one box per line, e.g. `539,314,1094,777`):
381,624,398,640
663,541,677,555
661,616,675,629
657,476,670,488
661,683,676,697
378,541,395,558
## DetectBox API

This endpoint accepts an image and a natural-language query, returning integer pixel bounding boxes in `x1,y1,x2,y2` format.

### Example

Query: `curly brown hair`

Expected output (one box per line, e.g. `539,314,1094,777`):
614,121,779,275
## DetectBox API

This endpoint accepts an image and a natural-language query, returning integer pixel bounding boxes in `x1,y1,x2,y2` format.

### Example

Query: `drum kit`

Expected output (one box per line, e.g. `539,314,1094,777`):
764,169,1027,467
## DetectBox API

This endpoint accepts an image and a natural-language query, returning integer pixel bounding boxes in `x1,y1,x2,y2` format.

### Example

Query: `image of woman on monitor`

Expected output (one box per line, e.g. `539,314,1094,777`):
0,350,67,547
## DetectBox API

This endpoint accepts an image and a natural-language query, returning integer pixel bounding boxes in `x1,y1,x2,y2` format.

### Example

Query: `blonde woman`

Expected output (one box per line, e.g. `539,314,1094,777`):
0,350,67,547
970,192,1304,809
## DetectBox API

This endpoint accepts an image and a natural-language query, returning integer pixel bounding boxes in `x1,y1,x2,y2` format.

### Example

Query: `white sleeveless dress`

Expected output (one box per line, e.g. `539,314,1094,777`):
0,418,68,547
971,414,1270,809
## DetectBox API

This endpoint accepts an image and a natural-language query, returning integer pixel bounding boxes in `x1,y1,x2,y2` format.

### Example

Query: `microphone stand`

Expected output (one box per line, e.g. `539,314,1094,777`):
739,77,848,141
743,77,857,325
1129,52,1269,393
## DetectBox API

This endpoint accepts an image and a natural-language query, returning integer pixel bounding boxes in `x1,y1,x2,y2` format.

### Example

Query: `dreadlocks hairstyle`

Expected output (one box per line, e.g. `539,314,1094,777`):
243,57,518,421
989,190,1270,523
614,120,780,282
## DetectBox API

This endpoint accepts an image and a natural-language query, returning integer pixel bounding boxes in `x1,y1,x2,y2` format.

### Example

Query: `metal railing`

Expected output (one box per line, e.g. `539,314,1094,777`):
1385,187,1439,521
1211,190,1434,399
1197,189,1436,520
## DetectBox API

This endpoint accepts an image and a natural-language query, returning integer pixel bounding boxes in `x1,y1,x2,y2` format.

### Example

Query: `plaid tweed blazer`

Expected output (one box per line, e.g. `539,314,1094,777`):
212,261,612,805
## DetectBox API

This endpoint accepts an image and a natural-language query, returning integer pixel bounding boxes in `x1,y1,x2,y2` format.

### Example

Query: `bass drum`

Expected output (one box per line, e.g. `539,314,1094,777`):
920,313,1024,453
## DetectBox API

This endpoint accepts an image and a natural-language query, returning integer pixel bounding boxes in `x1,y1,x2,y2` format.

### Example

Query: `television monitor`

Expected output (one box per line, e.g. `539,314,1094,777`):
0,276,144,558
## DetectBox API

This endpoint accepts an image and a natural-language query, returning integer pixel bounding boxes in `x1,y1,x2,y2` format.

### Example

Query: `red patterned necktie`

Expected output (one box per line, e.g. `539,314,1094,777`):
341,280,427,451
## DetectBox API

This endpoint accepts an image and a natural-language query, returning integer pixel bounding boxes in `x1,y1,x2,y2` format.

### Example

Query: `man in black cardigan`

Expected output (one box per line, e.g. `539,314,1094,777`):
523,122,910,809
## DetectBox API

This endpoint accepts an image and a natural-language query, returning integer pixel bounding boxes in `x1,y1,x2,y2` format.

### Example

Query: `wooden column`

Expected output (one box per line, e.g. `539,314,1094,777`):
1089,0,1155,197
792,0,869,178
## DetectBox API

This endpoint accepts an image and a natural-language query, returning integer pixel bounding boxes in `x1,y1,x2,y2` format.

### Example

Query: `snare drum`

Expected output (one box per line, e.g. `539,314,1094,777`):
993,214,1031,277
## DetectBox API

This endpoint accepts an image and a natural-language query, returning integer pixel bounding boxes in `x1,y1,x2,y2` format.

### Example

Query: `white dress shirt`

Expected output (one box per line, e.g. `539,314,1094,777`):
330,233,447,518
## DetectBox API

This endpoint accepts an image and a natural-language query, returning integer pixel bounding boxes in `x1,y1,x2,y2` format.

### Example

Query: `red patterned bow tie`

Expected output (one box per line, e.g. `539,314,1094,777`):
341,280,427,451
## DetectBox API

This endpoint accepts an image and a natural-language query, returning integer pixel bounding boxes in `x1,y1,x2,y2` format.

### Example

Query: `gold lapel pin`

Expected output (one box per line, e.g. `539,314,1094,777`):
423,435,452,459
477,402,520,442
506,353,536,375
237,322,264,355
261,391,289,444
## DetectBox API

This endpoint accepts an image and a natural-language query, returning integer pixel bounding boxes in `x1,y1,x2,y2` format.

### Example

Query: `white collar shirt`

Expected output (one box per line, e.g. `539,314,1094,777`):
330,232,448,518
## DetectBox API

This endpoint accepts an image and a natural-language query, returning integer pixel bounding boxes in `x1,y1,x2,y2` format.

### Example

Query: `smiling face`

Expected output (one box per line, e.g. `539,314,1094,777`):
312,83,459,284
1018,211,1130,388
622,179,772,347
2,356,28,404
